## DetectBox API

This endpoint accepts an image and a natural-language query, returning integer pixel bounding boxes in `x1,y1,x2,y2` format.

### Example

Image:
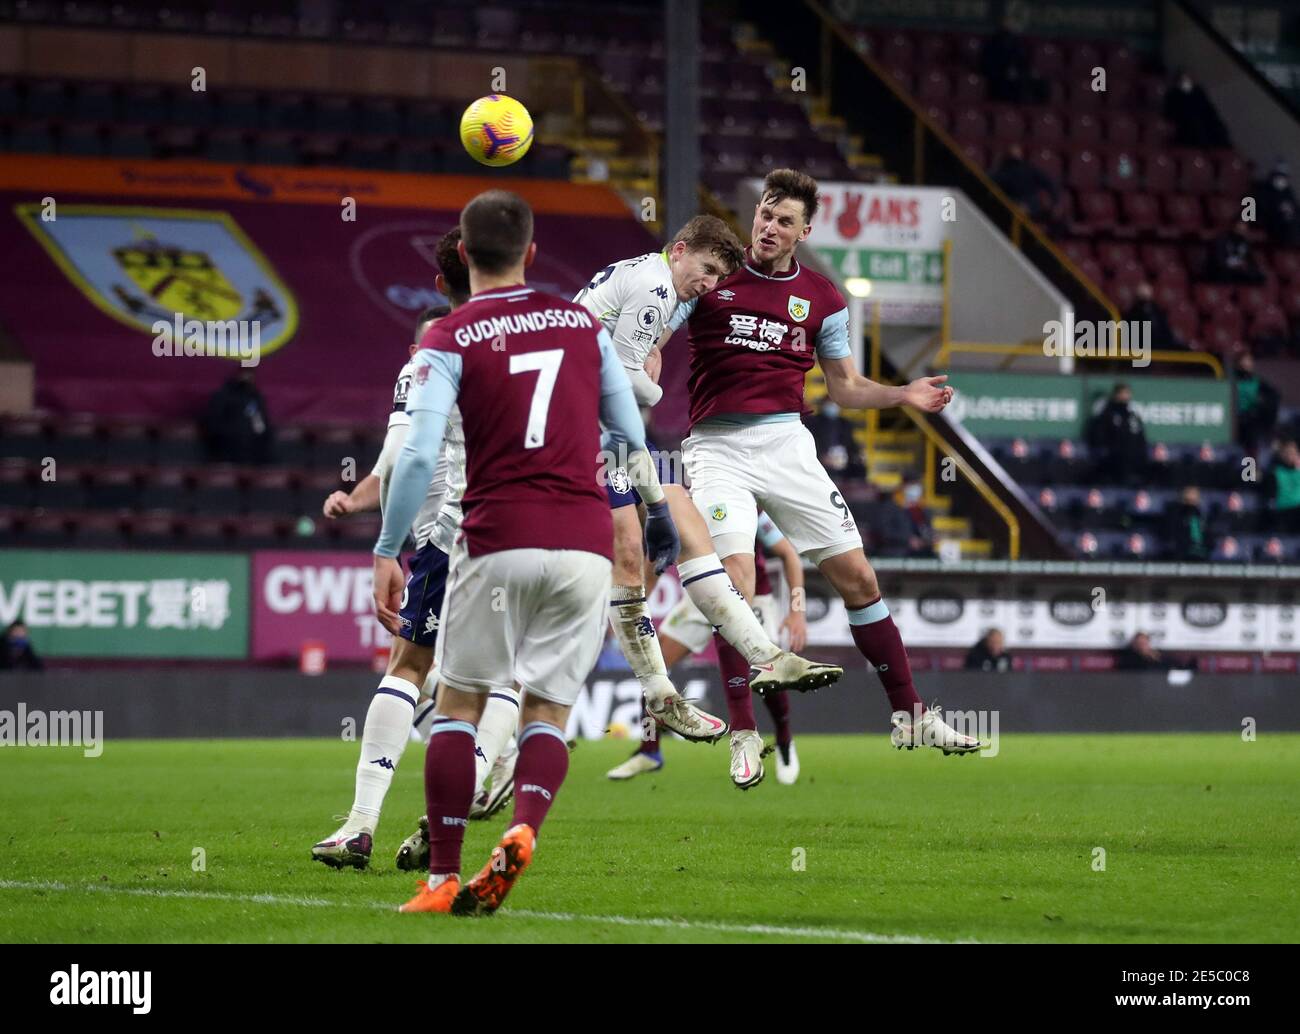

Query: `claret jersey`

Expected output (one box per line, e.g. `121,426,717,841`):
668,249,850,427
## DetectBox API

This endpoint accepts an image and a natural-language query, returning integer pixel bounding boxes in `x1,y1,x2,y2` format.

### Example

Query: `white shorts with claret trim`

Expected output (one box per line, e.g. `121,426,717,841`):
683,421,862,564
435,540,612,706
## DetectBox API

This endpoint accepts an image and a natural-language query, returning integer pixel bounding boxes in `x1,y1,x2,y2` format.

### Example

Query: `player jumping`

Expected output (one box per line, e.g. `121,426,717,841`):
608,509,808,785
573,216,844,778
660,169,984,786
374,189,679,915
310,229,520,872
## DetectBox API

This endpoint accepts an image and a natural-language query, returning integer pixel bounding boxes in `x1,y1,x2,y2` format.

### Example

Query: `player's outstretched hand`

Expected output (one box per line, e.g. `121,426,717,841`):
643,500,680,576
323,490,353,519
902,375,953,413
372,555,405,634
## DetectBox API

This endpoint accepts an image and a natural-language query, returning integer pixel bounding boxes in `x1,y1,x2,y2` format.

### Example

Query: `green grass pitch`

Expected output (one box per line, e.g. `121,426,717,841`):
1,734,1297,943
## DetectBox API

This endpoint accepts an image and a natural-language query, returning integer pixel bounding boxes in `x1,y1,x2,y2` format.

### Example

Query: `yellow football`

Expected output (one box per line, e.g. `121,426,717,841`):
459,94,534,167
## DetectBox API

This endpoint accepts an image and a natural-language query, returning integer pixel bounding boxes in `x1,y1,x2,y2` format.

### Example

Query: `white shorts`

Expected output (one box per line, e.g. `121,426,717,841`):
660,591,781,655
435,541,612,707
683,420,862,563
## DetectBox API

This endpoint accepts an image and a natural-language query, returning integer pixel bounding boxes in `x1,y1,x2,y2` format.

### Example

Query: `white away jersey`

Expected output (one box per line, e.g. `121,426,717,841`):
381,357,466,551
573,250,676,403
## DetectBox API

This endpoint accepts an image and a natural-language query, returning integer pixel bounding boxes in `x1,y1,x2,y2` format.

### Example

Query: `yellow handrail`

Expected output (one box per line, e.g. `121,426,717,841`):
902,406,1022,560
802,0,1121,326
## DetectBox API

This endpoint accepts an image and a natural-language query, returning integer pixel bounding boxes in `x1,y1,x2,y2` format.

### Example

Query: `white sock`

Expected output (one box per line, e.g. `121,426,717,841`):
474,689,521,793
609,584,676,707
677,553,781,665
411,669,440,743
347,675,419,832
427,873,455,890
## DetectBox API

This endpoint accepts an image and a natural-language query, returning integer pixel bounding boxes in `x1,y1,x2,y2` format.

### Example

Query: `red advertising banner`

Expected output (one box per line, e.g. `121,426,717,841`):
251,549,391,662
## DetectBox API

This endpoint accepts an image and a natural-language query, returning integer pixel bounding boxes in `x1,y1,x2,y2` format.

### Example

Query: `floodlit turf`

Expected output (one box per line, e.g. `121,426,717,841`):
0,734,1297,943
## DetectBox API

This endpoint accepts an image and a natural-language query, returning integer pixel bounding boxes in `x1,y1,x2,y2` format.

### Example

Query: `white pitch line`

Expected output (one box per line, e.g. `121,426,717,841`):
0,879,966,944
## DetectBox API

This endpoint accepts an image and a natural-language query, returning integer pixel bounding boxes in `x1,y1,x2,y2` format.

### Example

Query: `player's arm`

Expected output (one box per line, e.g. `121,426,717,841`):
815,305,952,412
322,471,382,518
758,514,807,652
372,351,459,631
597,328,679,572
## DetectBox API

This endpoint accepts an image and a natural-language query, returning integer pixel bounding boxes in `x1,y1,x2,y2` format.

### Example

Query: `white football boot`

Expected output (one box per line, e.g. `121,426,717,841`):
729,729,765,790
647,693,728,743
606,751,664,780
890,703,985,755
311,821,373,870
750,651,844,696
774,741,800,784
469,744,518,820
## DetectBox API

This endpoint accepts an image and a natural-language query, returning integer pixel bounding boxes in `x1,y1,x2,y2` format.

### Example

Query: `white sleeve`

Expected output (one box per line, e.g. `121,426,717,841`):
371,421,410,512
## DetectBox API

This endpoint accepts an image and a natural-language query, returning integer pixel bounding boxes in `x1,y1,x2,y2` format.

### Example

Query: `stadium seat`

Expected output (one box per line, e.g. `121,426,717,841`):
189,467,246,515
916,69,951,105
952,72,984,103
951,106,986,142
245,468,300,516
204,128,249,163
1120,192,1161,234
990,106,1026,143
52,414,104,464
1178,151,1216,193
1106,113,1140,147
155,424,204,465
23,511,72,547
178,515,234,548
122,84,169,125
70,511,127,548
138,468,189,512
1160,194,1204,239
1028,109,1064,144
1072,190,1117,234
1216,153,1250,196
0,461,32,508
1067,149,1103,190
87,466,140,510
1,414,50,460
1069,114,1103,147
1144,152,1176,192
106,125,154,158
215,90,262,130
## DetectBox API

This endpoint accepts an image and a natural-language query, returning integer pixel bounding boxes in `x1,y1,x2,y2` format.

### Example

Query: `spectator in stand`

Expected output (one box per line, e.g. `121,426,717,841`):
979,15,1044,104
1234,352,1280,454
1204,219,1265,285
1162,71,1231,149
0,621,43,671
990,143,1061,226
965,628,1010,672
1264,438,1300,534
805,397,865,480
1255,160,1299,247
1115,632,1174,671
1123,282,1185,351
899,476,936,557
201,370,275,465
1164,486,1212,561
860,483,914,557
1086,383,1148,485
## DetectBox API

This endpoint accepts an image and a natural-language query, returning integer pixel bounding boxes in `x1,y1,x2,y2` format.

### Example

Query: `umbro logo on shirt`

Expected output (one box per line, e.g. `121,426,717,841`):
716,289,735,299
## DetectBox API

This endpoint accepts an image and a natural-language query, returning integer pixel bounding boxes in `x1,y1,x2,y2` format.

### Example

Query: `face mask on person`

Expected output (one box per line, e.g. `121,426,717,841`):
821,402,841,419
904,484,923,504
9,636,29,649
